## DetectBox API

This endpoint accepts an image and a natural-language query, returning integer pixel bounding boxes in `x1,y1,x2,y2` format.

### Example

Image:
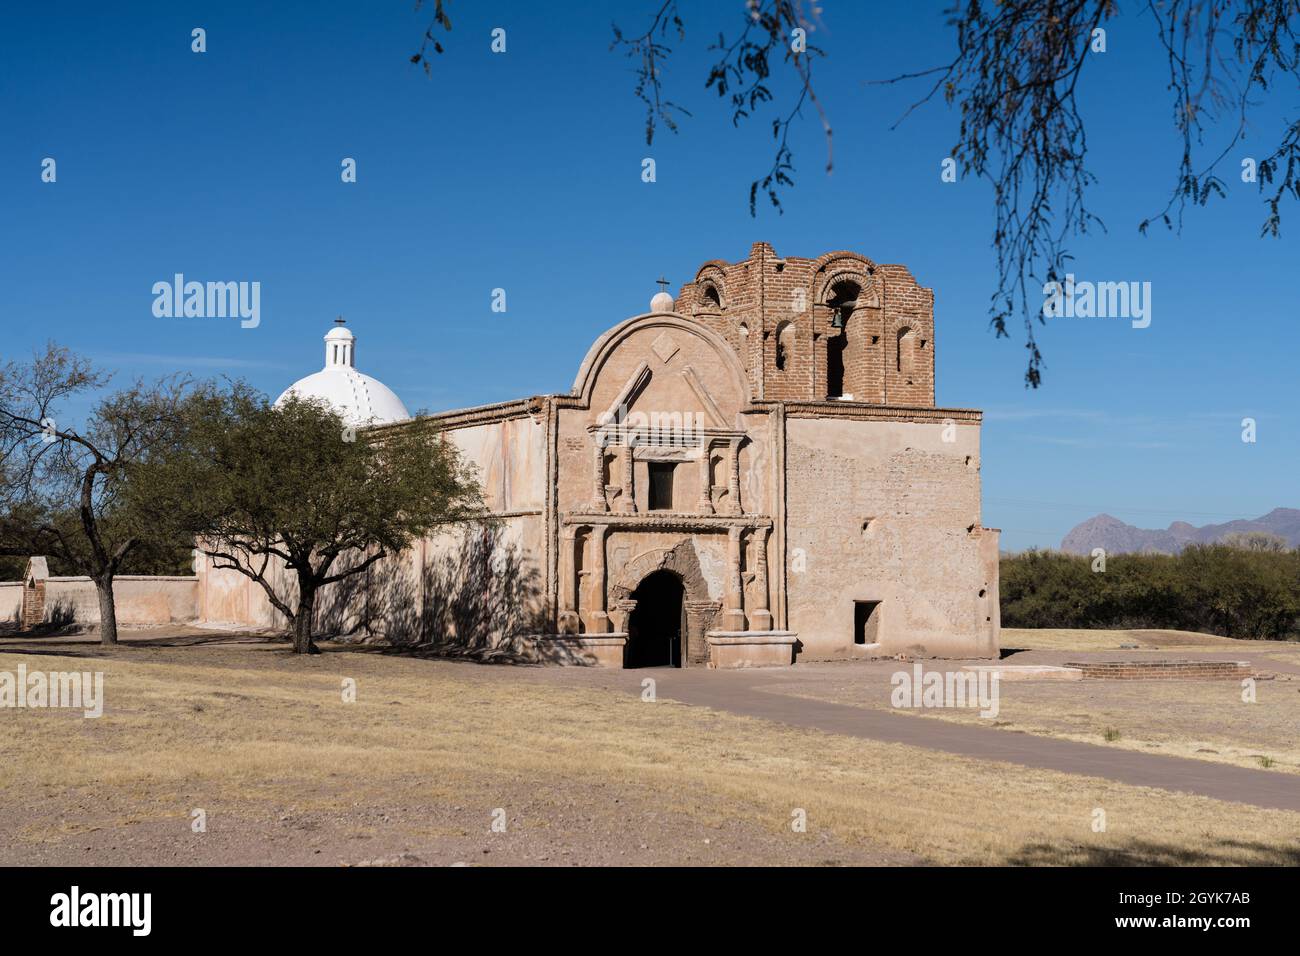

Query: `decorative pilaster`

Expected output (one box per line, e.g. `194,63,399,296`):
611,598,637,636
697,443,714,514
748,527,772,632
619,445,637,513
722,525,746,631
727,438,742,515
584,525,611,633
591,442,608,512
557,528,580,634
684,599,722,664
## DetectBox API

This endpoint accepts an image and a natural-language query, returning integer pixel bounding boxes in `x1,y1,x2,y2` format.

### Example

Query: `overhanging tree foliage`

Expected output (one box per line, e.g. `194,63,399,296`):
139,387,484,654
0,344,195,643
413,1,1299,386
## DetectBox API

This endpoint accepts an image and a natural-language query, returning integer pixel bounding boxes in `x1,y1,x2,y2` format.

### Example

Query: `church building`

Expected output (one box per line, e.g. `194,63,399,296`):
196,243,1000,667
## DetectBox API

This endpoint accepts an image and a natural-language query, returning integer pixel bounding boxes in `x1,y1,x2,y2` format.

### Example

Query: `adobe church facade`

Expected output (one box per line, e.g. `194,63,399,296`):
196,243,1000,666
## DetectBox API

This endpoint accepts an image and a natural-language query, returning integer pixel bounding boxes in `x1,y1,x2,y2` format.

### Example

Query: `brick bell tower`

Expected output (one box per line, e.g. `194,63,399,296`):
672,242,937,407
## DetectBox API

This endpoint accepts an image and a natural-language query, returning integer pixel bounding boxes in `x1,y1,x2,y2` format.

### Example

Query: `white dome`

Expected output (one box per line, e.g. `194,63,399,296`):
275,319,411,428
650,291,675,312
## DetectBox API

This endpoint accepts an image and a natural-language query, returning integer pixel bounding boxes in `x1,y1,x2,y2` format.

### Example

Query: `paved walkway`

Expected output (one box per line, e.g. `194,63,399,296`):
602,666,1300,813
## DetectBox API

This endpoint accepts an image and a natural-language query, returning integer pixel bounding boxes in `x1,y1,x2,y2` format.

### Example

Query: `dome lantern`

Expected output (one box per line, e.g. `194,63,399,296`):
275,318,410,428
324,316,355,369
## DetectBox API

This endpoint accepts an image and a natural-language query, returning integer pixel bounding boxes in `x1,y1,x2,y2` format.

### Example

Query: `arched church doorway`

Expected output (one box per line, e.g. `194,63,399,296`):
626,570,685,668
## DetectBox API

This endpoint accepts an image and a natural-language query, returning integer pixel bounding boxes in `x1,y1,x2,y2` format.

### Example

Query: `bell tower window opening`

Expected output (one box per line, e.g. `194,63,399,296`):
824,280,860,399
897,326,916,383
775,321,793,371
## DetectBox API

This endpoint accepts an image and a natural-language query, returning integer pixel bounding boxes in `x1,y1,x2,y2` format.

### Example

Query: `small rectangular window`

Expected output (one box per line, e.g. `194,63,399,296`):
854,601,881,645
647,462,675,511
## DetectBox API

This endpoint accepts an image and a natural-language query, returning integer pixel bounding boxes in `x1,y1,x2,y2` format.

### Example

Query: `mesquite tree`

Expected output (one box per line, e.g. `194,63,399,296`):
140,386,483,654
0,344,194,644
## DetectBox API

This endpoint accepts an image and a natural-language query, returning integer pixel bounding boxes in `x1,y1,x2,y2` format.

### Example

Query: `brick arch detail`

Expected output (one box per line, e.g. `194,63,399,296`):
889,312,931,335
610,541,710,605
816,269,880,311
691,263,729,315
609,540,720,664
812,250,879,276
888,312,933,397
692,261,729,287
889,313,932,362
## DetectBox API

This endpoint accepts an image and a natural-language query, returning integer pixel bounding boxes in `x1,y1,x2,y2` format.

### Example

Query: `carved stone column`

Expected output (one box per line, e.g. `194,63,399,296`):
721,525,746,631
611,598,637,635
697,442,714,514
558,527,580,634
685,599,722,664
619,445,636,513
748,526,772,632
727,438,742,515
591,442,608,512
584,525,611,633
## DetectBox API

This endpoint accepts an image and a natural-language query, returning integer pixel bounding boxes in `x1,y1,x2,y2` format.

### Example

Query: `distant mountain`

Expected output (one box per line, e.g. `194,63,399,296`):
1061,508,1300,555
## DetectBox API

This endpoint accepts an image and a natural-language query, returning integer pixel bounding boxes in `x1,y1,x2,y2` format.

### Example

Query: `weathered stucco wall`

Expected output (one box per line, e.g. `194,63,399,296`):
11,576,200,627
0,583,21,626
363,412,550,644
194,408,552,642
366,513,547,645
784,416,998,658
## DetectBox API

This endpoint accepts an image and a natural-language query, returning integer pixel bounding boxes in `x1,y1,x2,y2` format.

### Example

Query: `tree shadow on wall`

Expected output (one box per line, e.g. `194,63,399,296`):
313,558,370,641
350,524,589,666
1006,837,1300,866
0,600,77,638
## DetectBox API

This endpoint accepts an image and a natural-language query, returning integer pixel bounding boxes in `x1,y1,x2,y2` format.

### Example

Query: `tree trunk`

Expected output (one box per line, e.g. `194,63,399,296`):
292,586,320,655
96,576,119,646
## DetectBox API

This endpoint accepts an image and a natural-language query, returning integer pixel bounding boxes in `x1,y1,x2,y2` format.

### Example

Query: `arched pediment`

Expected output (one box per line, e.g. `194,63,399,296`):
570,313,752,427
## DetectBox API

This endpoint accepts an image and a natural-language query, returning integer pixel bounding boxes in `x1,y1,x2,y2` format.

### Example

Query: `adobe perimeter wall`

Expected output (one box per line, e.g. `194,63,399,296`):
4,576,200,628
0,582,20,627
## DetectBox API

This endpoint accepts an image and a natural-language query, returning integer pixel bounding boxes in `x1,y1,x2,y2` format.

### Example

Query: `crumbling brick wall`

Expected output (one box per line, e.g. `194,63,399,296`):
674,242,936,406
20,578,45,631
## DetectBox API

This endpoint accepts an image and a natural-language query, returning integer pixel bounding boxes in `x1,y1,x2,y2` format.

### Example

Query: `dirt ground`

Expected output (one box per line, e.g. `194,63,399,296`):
2,626,1299,866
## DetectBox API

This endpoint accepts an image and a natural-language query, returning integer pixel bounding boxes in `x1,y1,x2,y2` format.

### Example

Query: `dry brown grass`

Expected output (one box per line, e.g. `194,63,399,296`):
788,670,1300,775
3,643,1299,865
999,627,1276,651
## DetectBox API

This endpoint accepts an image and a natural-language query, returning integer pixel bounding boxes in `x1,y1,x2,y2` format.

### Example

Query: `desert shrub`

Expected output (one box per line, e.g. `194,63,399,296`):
1000,546,1300,639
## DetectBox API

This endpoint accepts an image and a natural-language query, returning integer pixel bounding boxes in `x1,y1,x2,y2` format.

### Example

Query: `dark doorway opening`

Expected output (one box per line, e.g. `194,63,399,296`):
627,570,685,667
854,600,882,645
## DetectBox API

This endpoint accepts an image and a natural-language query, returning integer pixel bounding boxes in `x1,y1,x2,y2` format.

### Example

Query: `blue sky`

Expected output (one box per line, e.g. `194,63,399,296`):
2,2,1295,550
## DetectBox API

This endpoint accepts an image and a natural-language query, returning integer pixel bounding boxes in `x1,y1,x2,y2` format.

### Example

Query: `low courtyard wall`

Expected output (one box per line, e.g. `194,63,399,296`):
3,576,199,628
0,582,20,626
